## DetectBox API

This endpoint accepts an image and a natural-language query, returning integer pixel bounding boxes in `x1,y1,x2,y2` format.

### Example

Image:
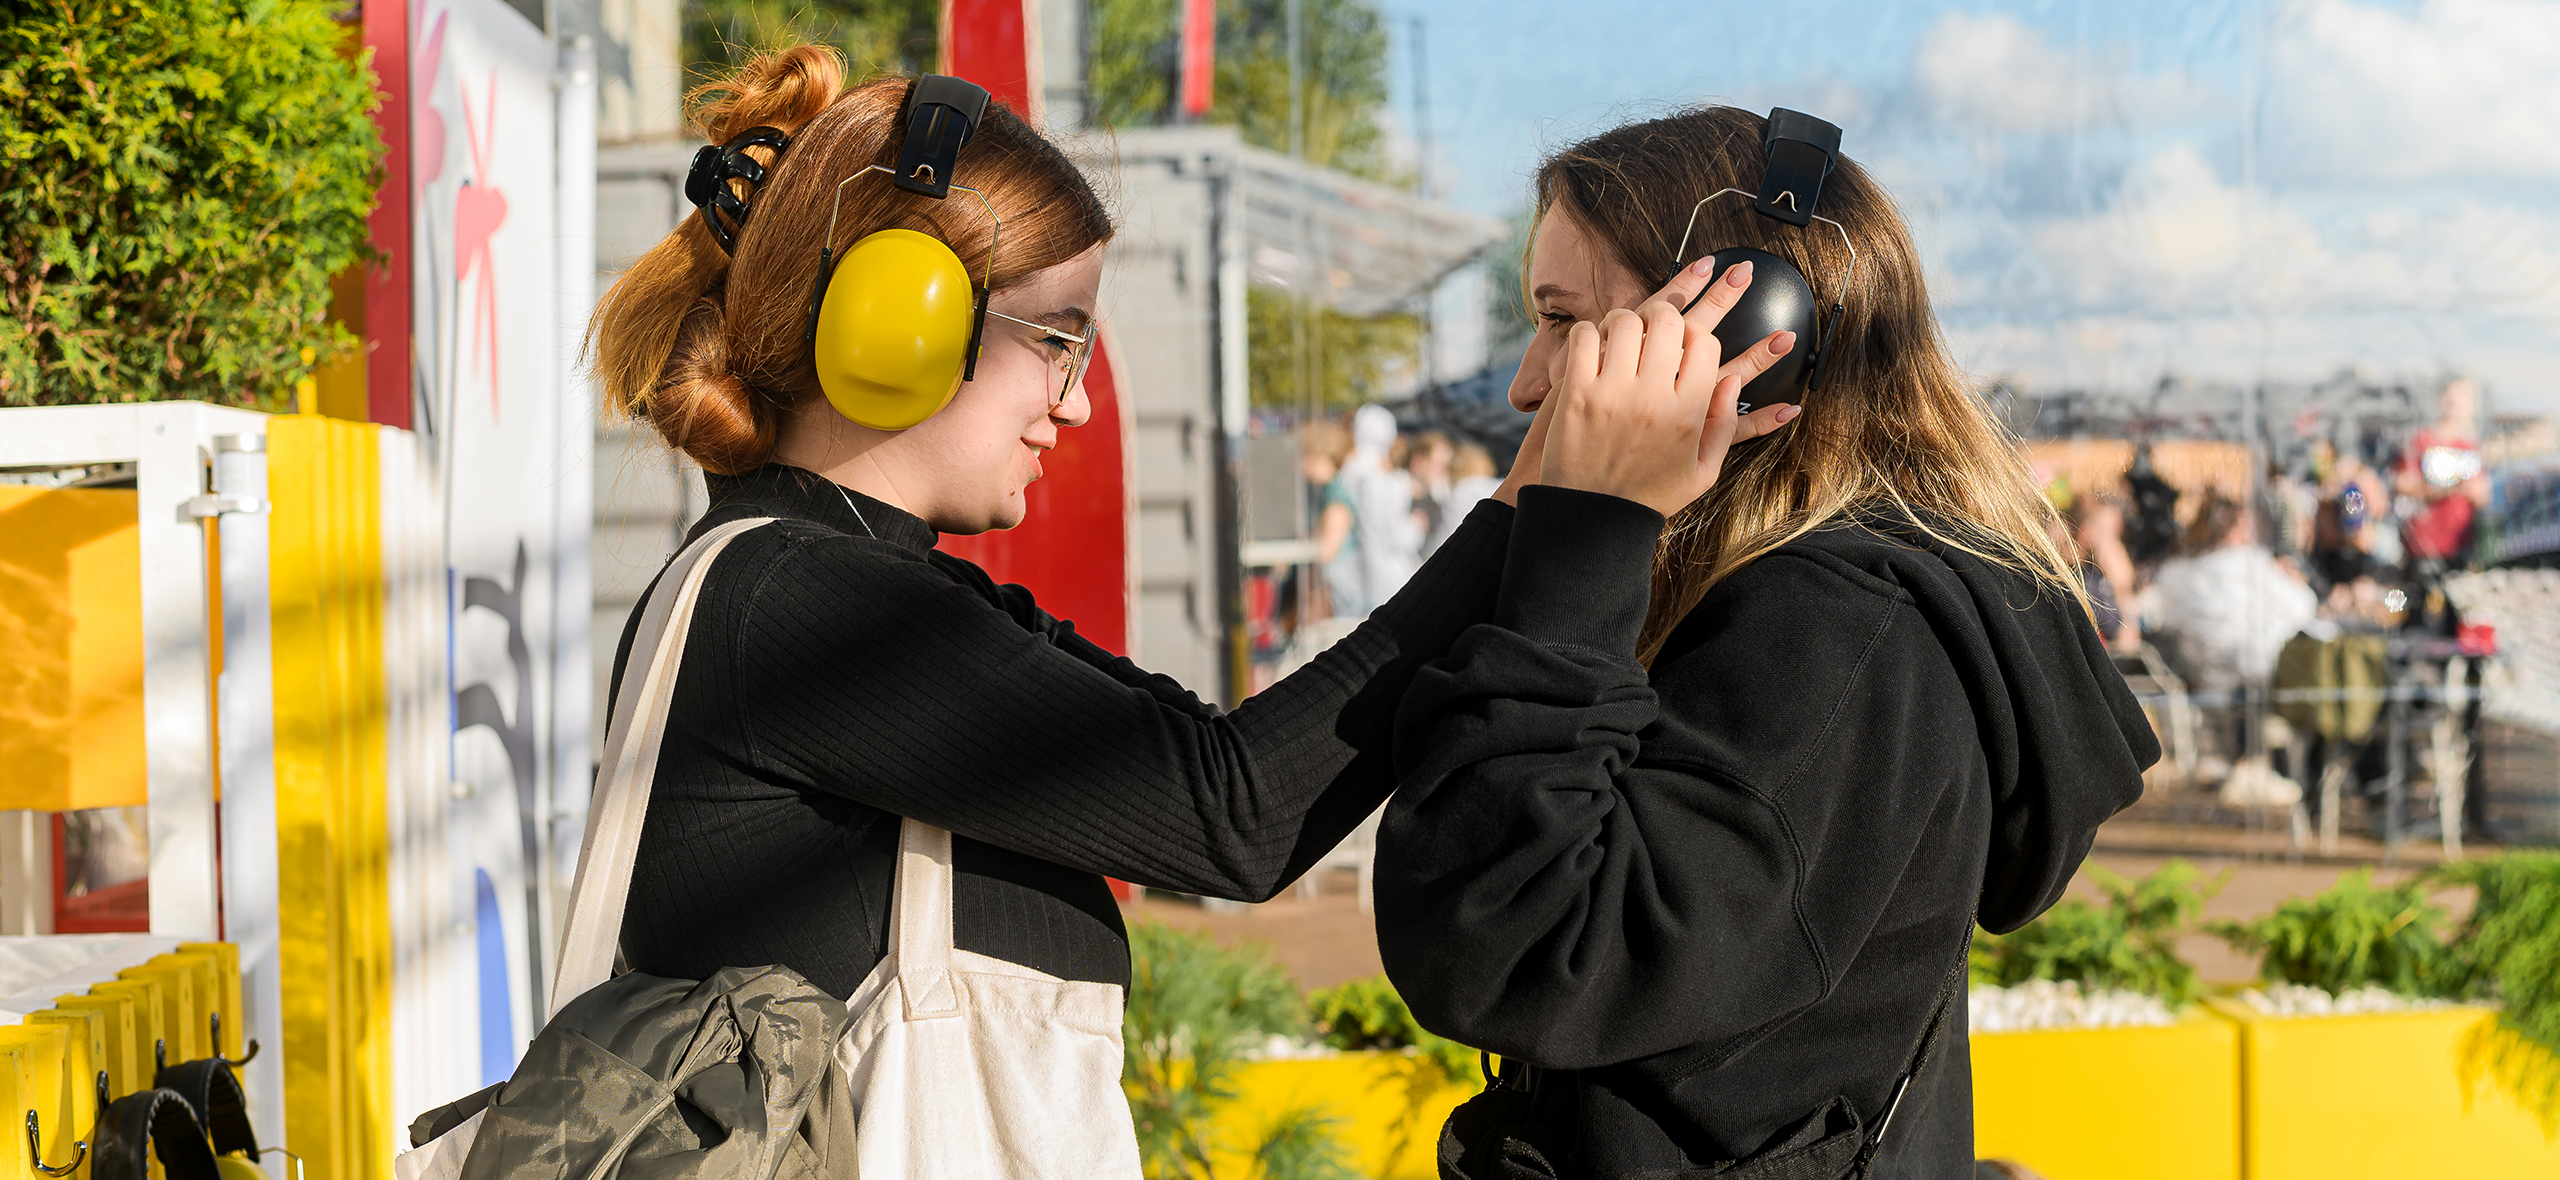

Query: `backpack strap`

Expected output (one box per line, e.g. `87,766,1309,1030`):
550,517,776,1016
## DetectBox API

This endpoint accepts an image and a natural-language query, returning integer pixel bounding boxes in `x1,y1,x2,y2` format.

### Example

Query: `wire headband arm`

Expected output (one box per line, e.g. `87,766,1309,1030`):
1670,188,1860,393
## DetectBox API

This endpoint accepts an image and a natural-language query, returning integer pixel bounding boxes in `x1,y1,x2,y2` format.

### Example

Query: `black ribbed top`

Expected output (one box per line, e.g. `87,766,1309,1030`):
607,463,1512,995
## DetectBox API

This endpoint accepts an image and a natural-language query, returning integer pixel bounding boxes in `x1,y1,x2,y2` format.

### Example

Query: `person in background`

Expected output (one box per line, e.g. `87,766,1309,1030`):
1407,430,1457,558
1317,404,1424,617
2400,376,2490,569
2148,490,2318,779
2060,490,2142,654
1297,416,1353,620
1442,440,1504,552
2313,439,2393,590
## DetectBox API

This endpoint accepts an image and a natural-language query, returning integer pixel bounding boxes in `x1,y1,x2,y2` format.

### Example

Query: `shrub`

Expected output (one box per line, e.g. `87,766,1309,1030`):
2207,868,2457,997
2430,853,2560,1133
0,0,381,408
1970,860,2222,1008
1123,921,1351,1180
1306,974,1476,1083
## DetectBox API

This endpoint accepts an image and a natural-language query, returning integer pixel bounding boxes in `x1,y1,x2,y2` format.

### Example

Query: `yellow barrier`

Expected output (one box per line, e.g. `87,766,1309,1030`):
2206,999,2560,1178
268,414,395,1180
1212,1054,1478,1180
1972,1012,2241,1180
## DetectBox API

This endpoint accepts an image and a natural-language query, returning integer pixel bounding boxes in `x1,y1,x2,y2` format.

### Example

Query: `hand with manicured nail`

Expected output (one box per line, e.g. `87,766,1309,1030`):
1535,256,1803,518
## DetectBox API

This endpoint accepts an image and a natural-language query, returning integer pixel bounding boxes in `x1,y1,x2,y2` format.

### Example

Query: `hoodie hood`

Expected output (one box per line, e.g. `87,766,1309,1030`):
1844,516,2159,933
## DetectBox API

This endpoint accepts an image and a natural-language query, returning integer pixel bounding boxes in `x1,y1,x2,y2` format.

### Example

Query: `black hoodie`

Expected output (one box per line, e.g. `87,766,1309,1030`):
1375,487,2156,1178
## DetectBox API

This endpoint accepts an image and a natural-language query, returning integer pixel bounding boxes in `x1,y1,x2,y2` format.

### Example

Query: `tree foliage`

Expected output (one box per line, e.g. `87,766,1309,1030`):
0,0,381,408
1246,285,1416,411
1970,860,2224,1008
683,0,937,83
1089,0,1396,183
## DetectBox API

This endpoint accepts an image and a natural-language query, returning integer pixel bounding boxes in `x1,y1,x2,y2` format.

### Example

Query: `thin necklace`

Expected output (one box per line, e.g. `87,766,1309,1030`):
834,481,880,539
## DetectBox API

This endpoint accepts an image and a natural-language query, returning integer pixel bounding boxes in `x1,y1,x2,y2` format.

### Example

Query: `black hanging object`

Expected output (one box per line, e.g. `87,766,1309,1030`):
892,75,990,200
155,1056,260,1158
1755,108,1840,228
685,126,792,254
92,1090,218,1180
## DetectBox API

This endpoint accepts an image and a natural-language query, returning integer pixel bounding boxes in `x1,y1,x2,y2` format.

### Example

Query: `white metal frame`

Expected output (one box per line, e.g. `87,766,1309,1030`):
0,400,281,1145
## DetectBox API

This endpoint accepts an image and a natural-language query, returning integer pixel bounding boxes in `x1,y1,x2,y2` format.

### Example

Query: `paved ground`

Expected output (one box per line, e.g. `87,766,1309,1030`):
1118,819,2488,991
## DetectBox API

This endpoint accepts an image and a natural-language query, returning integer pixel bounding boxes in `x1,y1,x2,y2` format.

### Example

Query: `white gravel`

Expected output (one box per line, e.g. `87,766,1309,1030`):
2235,983,2453,1017
1969,980,2178,1032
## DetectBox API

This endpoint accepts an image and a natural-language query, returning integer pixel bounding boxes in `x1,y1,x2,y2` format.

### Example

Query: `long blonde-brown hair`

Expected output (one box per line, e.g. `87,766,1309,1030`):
1533,107,2081,662
590,46,1114,474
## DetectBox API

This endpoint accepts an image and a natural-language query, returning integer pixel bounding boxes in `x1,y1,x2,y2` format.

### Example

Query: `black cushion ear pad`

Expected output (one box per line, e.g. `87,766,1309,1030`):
1679,246,1817,412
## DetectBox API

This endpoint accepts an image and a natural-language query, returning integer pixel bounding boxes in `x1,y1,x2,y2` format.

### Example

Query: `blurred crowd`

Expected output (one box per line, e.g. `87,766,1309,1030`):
1302,404,1504,621
2044,377,2499,841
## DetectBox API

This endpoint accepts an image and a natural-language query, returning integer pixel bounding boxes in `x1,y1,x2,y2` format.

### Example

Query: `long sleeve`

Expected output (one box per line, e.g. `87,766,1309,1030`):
1373,487,1977,1070
721,497,1513,901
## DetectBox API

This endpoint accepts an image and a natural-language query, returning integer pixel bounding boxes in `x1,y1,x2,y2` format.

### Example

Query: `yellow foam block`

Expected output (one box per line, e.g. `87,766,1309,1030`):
0,485,145,811
1971,1012,2241,1180
177,943,245,1059
0,1033,44,1175
145,954,223,1061
25,1007,104,1144
115,965,199,1067
2206,999,2560,1178
84,981,163,1088
47,994,138,1100
0,1023,78,1171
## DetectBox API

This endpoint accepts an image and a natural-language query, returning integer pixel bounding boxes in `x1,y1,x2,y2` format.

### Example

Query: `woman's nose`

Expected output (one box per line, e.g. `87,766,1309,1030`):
1508,353,1548,413
1054,378,1094,429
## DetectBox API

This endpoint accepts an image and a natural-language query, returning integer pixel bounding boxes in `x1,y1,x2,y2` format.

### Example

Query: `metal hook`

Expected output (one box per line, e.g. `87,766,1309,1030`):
27,1111,86,1177
258,1147,306,1180
210,1013,260,1065
154,1039,167,1075
93,1072,108,1117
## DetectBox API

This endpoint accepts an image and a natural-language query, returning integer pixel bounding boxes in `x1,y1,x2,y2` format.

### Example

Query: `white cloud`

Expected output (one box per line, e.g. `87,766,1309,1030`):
2271,0,2560,180
1913,12,2212,133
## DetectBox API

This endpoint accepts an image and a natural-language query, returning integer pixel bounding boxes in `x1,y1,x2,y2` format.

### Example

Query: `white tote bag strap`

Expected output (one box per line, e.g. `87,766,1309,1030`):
550,516,775,1019
892,819,961,1019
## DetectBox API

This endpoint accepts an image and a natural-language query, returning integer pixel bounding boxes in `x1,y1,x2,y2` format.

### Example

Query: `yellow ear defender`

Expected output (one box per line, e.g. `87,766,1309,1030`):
798,76,1001,431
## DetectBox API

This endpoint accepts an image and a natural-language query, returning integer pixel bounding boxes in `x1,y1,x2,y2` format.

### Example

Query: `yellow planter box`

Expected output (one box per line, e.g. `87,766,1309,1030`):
1971,1012,2241,1180
2205,999,2560,1178
1210,1053,1479,1180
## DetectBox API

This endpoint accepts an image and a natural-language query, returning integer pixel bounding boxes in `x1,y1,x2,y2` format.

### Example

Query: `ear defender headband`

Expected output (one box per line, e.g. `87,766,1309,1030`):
797,75,1007,431
1666,108,1860,413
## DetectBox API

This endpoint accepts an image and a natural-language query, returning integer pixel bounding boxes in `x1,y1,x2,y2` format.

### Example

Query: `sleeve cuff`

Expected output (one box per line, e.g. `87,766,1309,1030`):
1497,486,1666,656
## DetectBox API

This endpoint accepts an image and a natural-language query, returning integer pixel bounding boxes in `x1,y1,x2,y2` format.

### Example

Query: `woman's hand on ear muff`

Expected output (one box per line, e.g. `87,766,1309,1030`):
1538,258,1800,518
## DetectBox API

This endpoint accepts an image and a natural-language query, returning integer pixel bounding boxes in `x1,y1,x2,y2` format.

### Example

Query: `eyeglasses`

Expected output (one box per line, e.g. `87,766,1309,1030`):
981,309,1096,406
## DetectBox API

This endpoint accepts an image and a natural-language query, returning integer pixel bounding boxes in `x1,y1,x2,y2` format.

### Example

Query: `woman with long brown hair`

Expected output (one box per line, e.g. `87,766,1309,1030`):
584,46,1797,1174
1374,107,2158,1178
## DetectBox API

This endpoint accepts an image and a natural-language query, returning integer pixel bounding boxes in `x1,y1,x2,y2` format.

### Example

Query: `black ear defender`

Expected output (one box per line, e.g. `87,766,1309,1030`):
1668,108,1859,412
686,126,792,254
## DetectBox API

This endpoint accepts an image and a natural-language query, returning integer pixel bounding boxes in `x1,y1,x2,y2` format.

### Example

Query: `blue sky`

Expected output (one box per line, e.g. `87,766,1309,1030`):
1366,0,2560,409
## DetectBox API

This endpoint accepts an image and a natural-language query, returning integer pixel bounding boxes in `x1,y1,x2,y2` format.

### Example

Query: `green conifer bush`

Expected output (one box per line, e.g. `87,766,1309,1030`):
1,0,381,407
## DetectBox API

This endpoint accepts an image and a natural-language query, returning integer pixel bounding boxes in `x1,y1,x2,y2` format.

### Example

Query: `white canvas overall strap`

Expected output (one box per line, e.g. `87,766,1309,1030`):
891,819,961,1019
550,516,776,1019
